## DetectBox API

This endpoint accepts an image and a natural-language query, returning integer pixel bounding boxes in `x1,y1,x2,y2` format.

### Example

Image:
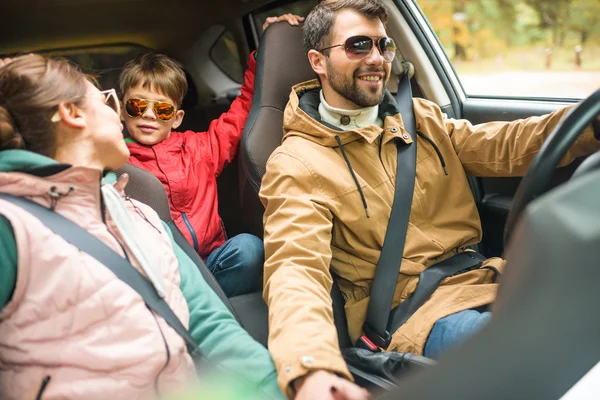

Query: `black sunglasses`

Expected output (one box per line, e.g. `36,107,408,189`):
319,35,397,62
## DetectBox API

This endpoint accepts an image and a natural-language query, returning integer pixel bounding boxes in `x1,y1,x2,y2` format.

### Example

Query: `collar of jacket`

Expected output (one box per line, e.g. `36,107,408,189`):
318,90,382,130
284,79,411,147
0,149,119,190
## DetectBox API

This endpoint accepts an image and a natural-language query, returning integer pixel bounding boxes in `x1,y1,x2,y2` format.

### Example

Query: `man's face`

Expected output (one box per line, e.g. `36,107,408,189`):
318,9,392,109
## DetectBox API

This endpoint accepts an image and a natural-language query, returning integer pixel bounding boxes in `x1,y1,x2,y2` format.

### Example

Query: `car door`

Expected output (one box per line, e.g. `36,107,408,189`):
396,0,600,257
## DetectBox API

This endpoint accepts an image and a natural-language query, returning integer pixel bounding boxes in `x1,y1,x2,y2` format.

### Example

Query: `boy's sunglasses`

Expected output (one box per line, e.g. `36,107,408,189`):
125,98,176,121
319,35,397,63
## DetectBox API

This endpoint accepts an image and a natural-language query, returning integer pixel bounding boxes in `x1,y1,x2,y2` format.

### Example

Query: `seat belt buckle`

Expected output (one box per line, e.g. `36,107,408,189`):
356,335,381,353
362,323,392,349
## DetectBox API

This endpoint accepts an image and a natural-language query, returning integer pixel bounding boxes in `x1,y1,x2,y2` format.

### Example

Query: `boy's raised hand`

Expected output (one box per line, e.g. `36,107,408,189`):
0,54,34,69
262,13,305,31
0,58,14,69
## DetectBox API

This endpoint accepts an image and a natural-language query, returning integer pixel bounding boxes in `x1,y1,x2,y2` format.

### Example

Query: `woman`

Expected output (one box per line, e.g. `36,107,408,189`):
0,55,283,400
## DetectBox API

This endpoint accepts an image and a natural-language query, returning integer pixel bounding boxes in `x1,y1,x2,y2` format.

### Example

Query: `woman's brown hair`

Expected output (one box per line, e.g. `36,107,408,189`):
0,55,88,157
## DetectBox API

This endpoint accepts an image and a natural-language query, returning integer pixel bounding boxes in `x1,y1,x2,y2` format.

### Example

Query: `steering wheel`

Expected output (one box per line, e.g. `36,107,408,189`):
504,89,600,246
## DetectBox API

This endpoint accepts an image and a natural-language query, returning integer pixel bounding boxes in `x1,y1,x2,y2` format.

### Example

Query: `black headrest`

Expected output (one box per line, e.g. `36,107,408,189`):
116,163,172,222
238,22,315,236
240,21,315,188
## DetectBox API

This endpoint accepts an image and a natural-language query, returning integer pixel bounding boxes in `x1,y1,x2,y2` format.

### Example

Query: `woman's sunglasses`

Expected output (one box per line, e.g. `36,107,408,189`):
125,98,176,121
101,89,121,116
319,35,397,63
50,89,120,123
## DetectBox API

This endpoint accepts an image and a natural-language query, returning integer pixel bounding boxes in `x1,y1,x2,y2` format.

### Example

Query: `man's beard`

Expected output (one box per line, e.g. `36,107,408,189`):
326,60,387,108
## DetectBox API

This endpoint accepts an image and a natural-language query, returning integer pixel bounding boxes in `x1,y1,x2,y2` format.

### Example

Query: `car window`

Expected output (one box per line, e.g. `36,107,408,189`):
210,29,244,83
417,0,600,99
39,45,151,95
252,0,318,35
31,45,199,110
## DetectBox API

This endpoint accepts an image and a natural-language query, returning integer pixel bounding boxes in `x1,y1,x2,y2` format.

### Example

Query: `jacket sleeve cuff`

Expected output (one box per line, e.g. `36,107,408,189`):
277,354,352,399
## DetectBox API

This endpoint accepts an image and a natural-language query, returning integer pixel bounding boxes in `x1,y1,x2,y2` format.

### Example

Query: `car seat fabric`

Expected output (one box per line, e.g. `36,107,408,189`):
238,22,315,239
237,22,353,349
118,163,172,221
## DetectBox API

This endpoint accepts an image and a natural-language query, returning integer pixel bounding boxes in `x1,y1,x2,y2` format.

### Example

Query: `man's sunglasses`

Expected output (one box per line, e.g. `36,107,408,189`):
125,98,176,121
319,35,397,63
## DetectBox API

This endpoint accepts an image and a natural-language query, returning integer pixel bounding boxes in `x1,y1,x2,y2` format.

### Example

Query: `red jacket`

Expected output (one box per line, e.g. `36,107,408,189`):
126,53,256,259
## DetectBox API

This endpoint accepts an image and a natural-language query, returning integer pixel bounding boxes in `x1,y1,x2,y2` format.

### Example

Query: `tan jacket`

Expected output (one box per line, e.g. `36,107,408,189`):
260,80,598,396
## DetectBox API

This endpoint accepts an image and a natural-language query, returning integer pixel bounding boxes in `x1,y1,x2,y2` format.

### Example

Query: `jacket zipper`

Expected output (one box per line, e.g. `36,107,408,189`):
379,134,393,183
220,218,228,241
181,212,199,252
35,376,51,400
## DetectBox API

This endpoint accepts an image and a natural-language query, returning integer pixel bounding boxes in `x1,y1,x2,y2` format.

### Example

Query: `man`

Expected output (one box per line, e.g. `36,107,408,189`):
259,0,600,398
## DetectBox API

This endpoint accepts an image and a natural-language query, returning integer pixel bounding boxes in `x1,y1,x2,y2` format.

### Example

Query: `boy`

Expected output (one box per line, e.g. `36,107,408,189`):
120,14,304,297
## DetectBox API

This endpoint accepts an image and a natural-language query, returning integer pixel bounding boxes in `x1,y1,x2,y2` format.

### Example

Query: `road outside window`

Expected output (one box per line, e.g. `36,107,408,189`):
418,0,600,99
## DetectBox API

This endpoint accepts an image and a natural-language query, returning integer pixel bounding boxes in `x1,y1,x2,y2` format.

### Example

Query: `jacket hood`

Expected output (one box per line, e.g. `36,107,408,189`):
282,79,403,147
0,149,59,173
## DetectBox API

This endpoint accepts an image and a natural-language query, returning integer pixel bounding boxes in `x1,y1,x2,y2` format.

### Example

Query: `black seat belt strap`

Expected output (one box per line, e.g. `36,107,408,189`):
387,251,486,333
0,193,201,355
361,72,417,349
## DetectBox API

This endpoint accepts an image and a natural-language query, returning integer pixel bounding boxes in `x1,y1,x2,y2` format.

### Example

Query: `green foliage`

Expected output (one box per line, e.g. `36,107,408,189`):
417,0,600,67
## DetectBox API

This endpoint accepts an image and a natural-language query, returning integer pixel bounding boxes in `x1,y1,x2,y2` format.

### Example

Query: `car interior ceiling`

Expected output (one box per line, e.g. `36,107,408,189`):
0,0,272,54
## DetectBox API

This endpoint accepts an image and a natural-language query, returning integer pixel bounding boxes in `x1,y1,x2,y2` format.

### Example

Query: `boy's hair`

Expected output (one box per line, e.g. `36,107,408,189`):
303,0,388,55
119,53,187,107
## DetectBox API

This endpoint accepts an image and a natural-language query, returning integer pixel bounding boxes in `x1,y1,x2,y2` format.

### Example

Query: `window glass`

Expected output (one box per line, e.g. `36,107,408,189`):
210,29,244,83
33,45,199,109
418,0,600,99
40,45,151,95
253,0,318,35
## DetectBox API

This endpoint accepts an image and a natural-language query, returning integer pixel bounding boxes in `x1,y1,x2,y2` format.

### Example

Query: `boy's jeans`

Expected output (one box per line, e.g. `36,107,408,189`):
205,233,264,298
423,308,492,359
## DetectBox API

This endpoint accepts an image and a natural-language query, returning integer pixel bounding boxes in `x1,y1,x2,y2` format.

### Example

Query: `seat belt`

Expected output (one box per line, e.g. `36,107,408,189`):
0,193,203,358
360,72,417,350
359,74,486,352
386,251,486,334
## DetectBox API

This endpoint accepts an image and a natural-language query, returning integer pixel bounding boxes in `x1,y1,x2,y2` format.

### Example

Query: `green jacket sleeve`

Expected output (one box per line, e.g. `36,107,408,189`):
0,215,18,311
162,222,284,400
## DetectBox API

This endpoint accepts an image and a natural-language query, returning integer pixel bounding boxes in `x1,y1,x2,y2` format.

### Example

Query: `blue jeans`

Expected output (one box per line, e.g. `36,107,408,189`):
423,309,491,359
205,234,264,298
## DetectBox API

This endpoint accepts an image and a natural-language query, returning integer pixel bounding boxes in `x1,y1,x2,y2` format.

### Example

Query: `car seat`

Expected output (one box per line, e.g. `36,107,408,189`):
238,22,353,349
